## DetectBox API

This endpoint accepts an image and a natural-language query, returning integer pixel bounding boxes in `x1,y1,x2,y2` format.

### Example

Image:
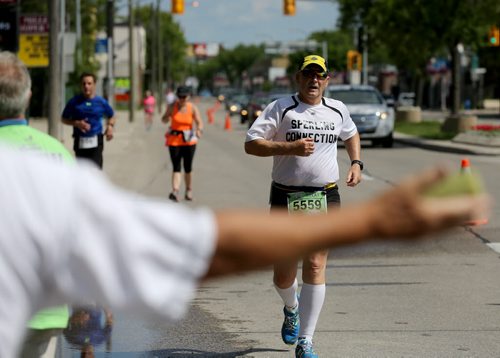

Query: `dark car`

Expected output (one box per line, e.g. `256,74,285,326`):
225,93,250,119
244,92,292,128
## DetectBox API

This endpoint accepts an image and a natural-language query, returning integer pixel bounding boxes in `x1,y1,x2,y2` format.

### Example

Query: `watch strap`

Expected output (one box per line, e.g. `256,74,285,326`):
351,160,364,170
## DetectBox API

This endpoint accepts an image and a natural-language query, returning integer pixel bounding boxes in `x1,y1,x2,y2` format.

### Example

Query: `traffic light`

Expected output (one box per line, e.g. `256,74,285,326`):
357,26,364,53
172,0,184,14
284,0,296,16
488,25,499,46
347,50,362,71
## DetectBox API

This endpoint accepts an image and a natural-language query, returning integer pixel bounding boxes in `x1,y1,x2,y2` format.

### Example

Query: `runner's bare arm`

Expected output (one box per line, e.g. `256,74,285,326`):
62,118,90,132
245,138,315,157
344,133,362,186
161,106,174,124
192,105,203,136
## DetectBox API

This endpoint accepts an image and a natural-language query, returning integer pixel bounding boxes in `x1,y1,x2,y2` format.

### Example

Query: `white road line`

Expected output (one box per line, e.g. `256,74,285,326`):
486,243,500,254
361,173,374,181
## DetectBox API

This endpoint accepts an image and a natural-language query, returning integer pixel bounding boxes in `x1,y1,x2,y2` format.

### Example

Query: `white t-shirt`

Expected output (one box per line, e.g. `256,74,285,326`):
166,92,176,105
246,95,357,187
0,147,216,357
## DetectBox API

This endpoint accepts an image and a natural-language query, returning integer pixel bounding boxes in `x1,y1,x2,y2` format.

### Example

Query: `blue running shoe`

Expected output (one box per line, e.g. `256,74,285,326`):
281,306,299,345
295,338,318,358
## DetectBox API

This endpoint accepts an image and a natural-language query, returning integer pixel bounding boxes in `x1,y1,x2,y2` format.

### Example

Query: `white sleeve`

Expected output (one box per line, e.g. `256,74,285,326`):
245,102,279,142
0,149,217,326
55,165,217,321
338,102,358,141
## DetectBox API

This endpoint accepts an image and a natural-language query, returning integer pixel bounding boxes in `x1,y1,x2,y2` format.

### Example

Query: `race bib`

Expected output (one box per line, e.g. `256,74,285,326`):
79,135,98,149
287,191,327,215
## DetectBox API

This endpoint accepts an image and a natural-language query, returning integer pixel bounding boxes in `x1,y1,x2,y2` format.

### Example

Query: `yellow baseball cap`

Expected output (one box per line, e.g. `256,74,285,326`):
300,55,328,72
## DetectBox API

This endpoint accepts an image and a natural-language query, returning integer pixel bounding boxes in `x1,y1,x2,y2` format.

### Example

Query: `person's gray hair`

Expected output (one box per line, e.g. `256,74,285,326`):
0,51,31,118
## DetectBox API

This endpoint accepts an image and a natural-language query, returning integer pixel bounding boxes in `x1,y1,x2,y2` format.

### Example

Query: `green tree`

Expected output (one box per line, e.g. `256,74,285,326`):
134,5,188,91
216,44,265,87
337,0,500,115
308,29,357,72
189,57,221,91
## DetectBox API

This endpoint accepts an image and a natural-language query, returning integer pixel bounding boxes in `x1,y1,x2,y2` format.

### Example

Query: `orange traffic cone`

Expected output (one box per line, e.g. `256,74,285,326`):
207,109,214,124
460,158,471,173
224,112,232,131
461,158,488,226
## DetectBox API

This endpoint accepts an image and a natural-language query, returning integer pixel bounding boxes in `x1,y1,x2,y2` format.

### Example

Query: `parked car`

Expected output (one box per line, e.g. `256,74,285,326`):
244,92,292,128
326,85,395,148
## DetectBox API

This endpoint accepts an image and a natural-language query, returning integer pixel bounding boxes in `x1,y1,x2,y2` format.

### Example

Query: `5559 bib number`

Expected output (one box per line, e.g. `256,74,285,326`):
287,191,327,215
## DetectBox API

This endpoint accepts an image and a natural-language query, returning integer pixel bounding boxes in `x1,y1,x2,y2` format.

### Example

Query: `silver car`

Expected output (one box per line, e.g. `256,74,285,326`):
326,85,395,148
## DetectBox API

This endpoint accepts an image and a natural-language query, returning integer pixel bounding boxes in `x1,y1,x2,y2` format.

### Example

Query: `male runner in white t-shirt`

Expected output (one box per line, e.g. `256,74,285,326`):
245,54,362,358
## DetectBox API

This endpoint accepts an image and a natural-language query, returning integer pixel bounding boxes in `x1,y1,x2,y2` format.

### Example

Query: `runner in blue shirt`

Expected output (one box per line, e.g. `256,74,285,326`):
62,73,116,169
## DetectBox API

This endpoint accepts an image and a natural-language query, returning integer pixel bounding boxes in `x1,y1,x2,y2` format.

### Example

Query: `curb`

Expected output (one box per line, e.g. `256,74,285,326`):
394,132,500,156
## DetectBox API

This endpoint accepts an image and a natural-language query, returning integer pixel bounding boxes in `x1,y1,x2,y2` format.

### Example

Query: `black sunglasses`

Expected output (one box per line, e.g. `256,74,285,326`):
301,69,329,80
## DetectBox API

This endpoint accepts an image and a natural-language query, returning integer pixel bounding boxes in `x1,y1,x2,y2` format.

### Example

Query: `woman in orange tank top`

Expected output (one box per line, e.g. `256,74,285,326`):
161,86,203,202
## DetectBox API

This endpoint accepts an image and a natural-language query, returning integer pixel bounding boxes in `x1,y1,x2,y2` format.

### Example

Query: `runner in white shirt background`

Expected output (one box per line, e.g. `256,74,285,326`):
245,54,362,358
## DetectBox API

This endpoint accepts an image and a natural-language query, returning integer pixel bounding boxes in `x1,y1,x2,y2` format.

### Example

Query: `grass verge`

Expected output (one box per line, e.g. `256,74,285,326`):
395,120,456,140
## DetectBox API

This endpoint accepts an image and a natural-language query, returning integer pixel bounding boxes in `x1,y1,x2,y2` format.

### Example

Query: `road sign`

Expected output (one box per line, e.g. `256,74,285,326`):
18,15,48,68
18,34,49,67
19,15,49,34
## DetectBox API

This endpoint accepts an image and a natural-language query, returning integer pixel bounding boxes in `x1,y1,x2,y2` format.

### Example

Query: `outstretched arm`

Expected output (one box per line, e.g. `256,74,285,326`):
205,168,489,278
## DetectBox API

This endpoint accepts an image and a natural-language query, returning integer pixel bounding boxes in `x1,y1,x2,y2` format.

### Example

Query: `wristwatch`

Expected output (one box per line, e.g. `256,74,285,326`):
351,160,364,171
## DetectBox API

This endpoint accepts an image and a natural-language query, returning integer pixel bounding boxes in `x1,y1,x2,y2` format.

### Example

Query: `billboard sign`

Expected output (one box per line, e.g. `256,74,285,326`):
18,15,48,67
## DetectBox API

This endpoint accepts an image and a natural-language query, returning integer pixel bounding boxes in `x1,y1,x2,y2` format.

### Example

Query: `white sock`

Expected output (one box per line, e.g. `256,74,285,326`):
298,283,326,340
274,278,299,309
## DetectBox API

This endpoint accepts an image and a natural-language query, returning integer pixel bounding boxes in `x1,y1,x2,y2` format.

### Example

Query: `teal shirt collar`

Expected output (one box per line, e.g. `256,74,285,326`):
0,119,28,127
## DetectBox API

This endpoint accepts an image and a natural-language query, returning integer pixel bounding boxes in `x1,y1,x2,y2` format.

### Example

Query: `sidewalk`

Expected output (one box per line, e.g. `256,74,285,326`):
395,109,500,156
394,132,500,156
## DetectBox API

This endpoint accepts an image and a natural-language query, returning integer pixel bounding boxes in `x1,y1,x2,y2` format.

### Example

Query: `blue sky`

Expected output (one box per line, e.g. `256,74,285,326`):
170,0,340,48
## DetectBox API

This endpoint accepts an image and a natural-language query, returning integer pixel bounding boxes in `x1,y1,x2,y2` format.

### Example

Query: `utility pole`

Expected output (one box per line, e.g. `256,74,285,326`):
358,25,368,85
321,41,328,69
106,0,114,108
150,3,157,106
75,0,81,65
156,0,163,113
451,43,461,116
48,0,61,139
128,0,135,122
59,0,65,142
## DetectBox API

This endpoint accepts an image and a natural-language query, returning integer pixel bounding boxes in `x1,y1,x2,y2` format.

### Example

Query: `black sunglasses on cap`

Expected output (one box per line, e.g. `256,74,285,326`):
301,69,329,80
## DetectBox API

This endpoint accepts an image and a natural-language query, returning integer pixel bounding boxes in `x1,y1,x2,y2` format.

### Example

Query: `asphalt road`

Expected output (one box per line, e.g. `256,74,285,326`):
57,99,500,357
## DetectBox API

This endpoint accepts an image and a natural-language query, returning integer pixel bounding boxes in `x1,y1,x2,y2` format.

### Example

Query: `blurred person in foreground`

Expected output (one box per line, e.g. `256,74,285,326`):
0,143,489,357
62,72,116,169
162,86,203,202
245,54,360,357
0,50,72,357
